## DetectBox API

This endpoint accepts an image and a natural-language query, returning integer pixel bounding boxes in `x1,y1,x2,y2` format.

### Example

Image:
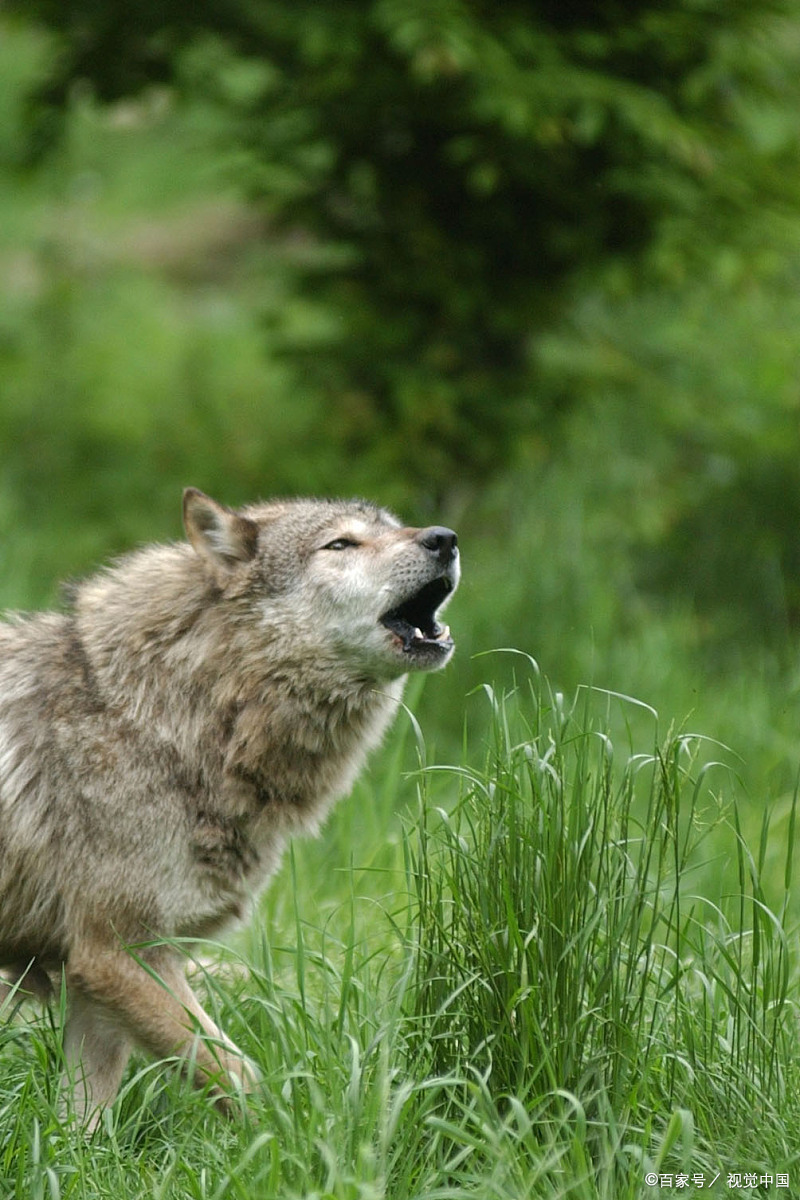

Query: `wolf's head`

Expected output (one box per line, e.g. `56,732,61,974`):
183,489,460,680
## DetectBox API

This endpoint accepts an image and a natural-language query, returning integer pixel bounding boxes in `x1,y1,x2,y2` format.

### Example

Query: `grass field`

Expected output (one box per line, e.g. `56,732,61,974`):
1,661,797,1199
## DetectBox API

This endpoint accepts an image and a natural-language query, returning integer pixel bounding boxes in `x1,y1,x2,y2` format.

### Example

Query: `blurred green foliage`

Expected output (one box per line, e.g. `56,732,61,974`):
9,0,800,494
0,3,799,788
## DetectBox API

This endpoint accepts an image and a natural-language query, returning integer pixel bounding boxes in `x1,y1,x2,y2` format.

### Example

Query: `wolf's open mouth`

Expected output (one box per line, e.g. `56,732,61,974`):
379,577,454,652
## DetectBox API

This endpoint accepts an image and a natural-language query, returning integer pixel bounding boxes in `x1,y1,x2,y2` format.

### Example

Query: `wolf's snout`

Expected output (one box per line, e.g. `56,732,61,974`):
416,526,458,564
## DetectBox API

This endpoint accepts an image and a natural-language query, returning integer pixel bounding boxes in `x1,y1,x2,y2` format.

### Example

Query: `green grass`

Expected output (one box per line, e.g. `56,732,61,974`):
1,662,798,1199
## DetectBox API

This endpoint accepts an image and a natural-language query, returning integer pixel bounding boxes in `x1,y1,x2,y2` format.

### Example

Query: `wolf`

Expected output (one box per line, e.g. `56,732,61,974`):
0,488,459,1129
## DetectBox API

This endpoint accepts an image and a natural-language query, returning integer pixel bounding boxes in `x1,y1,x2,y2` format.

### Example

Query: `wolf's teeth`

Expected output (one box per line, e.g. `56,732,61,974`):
438,625,450,641
412,627,424,641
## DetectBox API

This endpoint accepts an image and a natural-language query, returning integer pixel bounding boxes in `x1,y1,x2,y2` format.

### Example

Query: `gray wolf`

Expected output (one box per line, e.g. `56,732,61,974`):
0,488,459,1129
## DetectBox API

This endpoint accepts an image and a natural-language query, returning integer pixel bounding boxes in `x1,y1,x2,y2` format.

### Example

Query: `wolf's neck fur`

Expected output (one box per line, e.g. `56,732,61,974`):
73,543,405,825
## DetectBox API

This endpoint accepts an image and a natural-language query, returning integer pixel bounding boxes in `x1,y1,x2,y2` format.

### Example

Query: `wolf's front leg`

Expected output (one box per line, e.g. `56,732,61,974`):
64,943,258,1127
62,992,133,1132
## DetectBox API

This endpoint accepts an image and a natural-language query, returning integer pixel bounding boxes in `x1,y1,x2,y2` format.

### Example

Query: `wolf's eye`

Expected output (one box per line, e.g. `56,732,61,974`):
323,537,359,551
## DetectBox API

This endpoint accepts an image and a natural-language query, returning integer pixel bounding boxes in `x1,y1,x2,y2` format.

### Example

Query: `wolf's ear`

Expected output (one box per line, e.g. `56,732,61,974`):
183,488,258,573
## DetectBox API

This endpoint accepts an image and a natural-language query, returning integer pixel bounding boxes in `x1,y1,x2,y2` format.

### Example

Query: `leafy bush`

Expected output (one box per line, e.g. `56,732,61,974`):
10,0,800,492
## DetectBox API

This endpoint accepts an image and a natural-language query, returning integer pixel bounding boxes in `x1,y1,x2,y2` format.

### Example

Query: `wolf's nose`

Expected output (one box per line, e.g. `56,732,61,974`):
416,526,458,563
